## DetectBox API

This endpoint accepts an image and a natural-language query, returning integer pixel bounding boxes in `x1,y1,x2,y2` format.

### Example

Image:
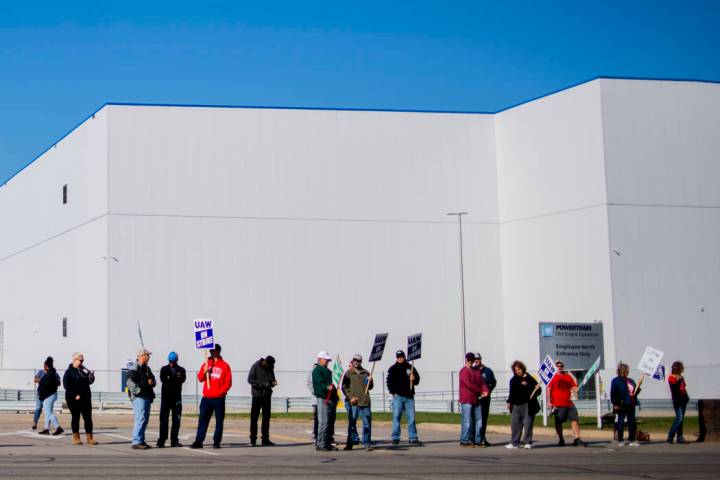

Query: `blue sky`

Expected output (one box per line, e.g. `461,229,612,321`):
1,0,719,184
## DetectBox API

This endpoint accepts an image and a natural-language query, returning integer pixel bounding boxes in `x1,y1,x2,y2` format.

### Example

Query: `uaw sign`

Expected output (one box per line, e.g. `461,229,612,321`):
539,322,604,371
194,318,215,349
368,333,389,363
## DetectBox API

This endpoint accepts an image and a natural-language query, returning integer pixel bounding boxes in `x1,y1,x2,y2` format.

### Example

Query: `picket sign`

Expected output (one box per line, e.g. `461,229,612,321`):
193,318,215,389
365,333,388,395
407,333,422,391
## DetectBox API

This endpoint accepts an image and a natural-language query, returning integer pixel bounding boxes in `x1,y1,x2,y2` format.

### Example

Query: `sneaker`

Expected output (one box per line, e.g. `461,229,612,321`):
261,440,276,446
409,440,423,446
628,441,640,447
38,429,50,435
52,427,64,436
558,438,565,447
616,441,626,447
31,424,37,430
189,443,203,449
131,444,150,450
481,440,492,447
573,438,586,447
524,443,533,449
505,443,518,450
365,445,373,451
212,443,221,449
392,439,400,445
461,442,474,448
171,442,183,448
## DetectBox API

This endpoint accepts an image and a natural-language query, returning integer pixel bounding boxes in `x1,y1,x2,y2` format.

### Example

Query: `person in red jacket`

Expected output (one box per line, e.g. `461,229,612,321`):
459,353,489,447
547,360,585,446
190,344,233,449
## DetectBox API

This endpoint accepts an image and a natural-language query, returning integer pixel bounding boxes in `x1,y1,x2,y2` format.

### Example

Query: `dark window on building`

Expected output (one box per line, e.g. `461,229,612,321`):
62,317,67,337
62,184,68,204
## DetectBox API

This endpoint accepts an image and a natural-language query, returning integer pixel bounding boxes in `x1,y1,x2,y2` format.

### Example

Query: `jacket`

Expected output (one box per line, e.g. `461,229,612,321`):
341,366,373,407
459,365,489,405
312,363,338,402
611,376,640,408
668,375,689,407
547,372,577,408
247,359,276,398
127,363,157,401
507,373,539,406
386,361,420,399
37,369,61,401
197,356,233,399
479,365,497,393
62,364,95,402
160,363,187,400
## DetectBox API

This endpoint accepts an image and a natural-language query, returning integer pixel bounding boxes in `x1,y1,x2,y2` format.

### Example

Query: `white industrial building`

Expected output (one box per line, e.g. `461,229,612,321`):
1,77,718,399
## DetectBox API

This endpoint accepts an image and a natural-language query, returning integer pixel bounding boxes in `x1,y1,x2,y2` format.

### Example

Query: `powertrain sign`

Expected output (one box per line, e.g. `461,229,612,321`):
538,322,604,371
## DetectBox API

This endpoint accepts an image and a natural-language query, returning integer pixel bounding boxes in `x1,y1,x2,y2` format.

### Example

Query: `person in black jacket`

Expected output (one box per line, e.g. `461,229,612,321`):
505,360,540,449
127,348,157,450
37,356,64,436
157,351,186,448
473,353,497,447
247,356,277,446
62,352,97,445
386,350,422,446
610,362,641,446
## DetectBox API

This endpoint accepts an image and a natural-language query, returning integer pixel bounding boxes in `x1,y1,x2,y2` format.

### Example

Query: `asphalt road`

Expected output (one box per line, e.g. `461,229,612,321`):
0,413,717,479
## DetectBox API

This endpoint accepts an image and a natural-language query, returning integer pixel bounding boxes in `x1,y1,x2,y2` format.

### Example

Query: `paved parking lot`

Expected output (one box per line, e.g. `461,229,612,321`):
0,413,718,479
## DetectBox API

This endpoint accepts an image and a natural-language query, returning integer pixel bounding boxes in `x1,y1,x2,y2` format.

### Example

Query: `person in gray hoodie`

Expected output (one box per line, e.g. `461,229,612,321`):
247,356,277,446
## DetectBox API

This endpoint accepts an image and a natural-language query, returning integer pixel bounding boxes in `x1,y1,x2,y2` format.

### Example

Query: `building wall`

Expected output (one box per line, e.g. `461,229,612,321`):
601,79,720,398
495,81,616,370
105,107,503,395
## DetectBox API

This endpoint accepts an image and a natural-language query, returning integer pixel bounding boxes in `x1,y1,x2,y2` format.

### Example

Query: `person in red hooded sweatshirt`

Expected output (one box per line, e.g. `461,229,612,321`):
190,344,232,449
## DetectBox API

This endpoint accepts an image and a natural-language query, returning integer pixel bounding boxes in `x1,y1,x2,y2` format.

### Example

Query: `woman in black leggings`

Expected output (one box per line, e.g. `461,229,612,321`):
62,352,98,445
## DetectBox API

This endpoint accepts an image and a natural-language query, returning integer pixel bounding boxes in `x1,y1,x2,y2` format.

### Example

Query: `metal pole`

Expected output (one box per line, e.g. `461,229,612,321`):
595,372,602,429
447,212,468,357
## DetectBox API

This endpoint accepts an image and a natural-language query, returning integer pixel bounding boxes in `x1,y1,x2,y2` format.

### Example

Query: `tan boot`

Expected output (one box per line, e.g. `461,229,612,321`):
86,433,98,445
72,433,83,445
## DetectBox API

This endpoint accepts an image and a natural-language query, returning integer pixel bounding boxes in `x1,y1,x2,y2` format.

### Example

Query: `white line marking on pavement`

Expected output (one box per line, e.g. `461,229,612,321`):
100,433,134,441
181,446,220,456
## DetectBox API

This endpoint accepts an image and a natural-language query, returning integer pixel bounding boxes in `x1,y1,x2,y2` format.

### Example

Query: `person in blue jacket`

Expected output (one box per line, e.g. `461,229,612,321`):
610,362,642,447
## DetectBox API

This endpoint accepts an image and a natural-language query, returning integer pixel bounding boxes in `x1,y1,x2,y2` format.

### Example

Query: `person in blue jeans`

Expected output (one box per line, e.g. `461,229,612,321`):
32,368,45,430
37,356,64,436
459,353,489,447
667,361,690,444
341,354,374,451
386,350,422,446
126,348,156,450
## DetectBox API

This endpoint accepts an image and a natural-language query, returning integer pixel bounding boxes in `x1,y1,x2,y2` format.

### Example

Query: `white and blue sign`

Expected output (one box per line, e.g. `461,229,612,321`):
538,354,558,385
193,318,215,349
652,364,666,381
407,333,422,361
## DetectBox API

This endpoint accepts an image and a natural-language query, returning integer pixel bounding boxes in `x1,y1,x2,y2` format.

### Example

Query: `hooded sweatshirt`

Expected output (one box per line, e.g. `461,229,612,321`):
197,356,233,399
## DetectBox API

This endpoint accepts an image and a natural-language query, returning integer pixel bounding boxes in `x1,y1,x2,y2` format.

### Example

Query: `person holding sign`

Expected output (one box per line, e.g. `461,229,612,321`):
247,355,278,446
312,351,339,452
62,352,98,445
505,361,540,449
190,344,233,449
341,354,374,451
610,362,641,447
667,361,690,444
157,351,186,448
386,350,422,446
127,348,157,450
547,361,585,447
459,353,489,447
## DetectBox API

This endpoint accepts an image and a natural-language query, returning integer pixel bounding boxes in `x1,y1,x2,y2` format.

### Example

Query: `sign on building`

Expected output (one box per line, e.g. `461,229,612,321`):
538,322,604,371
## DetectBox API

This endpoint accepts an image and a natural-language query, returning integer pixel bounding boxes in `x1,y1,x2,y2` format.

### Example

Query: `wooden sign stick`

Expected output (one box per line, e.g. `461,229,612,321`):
204,349,210,389
364,361,376,395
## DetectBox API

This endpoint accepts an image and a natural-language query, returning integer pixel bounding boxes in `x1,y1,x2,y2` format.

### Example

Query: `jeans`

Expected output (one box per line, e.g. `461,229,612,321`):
460,403,482,444
615,405,637,442
478,396,491,442
158,396,182,444
132,397,153,445
316,398,337,449
250,396,272,442
33,397,43,426
67,396,93,434
510,403,534,446
194,397,226,446
391,395,418,441
42,394,60,429
346,404,372,447
668,403,686,441
312,405,318,442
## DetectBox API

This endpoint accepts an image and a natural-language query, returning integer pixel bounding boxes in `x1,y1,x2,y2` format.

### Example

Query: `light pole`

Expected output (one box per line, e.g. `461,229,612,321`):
447,212,468,357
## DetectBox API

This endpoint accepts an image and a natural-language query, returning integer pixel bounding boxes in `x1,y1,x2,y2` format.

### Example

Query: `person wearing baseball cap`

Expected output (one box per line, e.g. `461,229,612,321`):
127,348,157,450
157,351,186,448
247,355,278,446
341,354,374,451
472,353,497,446
386,350,422,445
312,351,338,451
190,344,233,449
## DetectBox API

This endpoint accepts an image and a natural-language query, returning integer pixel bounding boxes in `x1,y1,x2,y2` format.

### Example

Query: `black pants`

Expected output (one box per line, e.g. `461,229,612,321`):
478,396,491,442
250,396,271,442
158,396,182,444
67,396,93,434
194,397,226,446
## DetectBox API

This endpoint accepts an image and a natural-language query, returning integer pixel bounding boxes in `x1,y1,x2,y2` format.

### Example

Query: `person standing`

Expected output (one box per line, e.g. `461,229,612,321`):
307,364,319,445
157,351,186,448
341,354,374,451
247,355,278,446
459,353,489,447
386,350,422,446
127,348,156,450
611,362,641,447
32,367,45,430
505,360,540,449
190,344,233,449
473,353,497,447
312,351,338,452
62,352,98,445
37,356,64,436
667,361,689,444
547,360,585,446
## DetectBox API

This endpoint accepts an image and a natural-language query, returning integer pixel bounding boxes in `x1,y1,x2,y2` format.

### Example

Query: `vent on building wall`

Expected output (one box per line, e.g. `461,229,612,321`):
62,184,68,204
62,317,67,337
